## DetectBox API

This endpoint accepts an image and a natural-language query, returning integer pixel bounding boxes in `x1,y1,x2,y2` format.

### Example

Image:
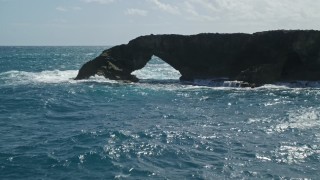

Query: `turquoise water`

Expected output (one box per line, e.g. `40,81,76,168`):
0,46,320,179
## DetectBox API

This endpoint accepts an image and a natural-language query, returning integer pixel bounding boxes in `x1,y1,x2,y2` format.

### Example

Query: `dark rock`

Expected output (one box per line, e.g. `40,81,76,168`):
75,30,320,86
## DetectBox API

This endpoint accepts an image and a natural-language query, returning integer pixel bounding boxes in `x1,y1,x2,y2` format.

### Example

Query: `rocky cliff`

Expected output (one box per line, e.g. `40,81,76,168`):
75,30,320,86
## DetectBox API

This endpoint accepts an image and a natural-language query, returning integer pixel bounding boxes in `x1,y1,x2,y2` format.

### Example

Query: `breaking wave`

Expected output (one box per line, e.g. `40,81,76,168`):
0,70,119,85
0,70,78,84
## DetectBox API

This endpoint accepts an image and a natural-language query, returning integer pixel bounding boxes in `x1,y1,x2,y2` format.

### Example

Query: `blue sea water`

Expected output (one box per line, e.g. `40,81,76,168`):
0,46,320,179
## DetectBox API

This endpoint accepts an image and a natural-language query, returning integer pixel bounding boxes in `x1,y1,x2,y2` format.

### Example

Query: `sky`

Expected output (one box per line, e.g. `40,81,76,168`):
1,0,320,45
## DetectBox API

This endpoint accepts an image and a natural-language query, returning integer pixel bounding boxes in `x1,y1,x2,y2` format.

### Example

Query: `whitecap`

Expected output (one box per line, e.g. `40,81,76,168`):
0,70,78,84
259,81,320,89
256,154,272,161
257,84,291,89
79,154,85,163
0,70,118,85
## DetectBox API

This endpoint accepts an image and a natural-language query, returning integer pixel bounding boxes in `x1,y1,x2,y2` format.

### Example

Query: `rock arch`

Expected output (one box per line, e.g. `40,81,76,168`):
75,31,320,86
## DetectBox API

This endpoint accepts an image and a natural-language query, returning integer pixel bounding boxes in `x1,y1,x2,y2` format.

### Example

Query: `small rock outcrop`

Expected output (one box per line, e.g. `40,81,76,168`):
75,30,320,86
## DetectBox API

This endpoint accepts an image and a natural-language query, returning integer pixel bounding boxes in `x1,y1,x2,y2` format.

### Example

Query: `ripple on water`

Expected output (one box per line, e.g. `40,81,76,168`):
2,48,320,179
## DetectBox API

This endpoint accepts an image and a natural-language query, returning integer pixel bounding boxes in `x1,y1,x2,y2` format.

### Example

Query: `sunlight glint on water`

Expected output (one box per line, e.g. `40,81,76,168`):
0,46,319,179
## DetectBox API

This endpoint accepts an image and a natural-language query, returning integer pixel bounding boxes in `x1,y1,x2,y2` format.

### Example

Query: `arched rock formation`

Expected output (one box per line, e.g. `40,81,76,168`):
75,30,320,86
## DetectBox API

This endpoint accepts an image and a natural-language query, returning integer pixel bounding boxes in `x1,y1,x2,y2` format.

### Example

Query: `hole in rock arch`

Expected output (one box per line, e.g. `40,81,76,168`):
132,55,181,81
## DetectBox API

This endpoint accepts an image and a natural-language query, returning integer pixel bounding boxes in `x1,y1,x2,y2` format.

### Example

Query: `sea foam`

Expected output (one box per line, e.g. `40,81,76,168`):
0,70,119,85
0,70,78,84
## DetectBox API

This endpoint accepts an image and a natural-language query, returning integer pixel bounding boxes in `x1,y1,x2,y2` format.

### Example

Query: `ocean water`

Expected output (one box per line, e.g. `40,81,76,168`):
0,46,320,179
